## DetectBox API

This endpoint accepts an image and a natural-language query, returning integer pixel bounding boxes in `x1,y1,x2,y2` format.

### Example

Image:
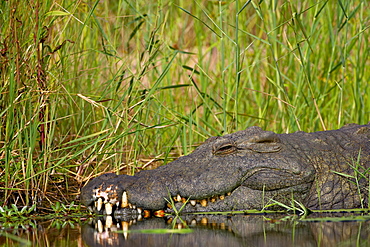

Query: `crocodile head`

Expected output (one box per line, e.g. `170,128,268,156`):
81,126,317,215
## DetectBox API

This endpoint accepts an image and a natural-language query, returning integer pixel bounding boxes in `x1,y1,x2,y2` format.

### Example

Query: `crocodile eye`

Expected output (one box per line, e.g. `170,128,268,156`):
213,142,237,155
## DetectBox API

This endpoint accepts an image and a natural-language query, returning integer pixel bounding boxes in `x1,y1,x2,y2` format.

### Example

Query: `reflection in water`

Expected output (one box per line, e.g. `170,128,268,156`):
82,214,370,247
0,219,85,246
1,214,370,246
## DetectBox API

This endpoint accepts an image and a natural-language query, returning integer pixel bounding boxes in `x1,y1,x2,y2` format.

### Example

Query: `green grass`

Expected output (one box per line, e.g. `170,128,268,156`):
332,149,370,209
0,1,369,207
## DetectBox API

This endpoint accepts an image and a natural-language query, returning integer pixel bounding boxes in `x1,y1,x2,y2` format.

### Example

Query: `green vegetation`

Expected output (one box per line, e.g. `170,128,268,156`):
0,201,84,247
0,0,369,209
0,201,83,222
332,150,370,209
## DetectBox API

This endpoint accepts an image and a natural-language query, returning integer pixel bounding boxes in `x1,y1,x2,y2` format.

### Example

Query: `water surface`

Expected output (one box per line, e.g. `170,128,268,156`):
1,213,370,246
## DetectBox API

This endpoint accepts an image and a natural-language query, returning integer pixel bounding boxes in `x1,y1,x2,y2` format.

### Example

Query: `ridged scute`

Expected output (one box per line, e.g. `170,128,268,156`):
81,123,370,212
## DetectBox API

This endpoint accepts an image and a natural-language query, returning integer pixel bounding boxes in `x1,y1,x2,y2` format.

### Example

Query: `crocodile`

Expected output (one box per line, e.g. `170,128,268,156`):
81,123,370,215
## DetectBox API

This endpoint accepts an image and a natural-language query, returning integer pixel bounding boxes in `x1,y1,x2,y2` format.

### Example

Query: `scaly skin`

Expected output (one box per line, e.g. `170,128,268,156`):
81,123,370,215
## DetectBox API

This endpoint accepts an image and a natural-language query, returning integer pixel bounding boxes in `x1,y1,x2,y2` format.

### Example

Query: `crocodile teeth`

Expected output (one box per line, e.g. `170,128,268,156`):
200,199,207,207
105,216,113,228
121,191,129,208
201,217,208,224
97,219,103,233
154,210,165,217
96,198,103,211
137,208,143,214
190,200,196,206
174,194,181,202
122,221,129,240
105,203,113,215
144,210,151,218
219,195,225,200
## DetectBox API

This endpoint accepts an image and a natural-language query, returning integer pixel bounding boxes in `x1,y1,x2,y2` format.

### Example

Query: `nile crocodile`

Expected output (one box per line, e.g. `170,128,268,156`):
81,123,370,215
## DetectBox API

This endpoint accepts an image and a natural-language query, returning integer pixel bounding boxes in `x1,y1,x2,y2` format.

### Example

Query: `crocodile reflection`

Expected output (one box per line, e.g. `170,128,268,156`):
81,214,370,247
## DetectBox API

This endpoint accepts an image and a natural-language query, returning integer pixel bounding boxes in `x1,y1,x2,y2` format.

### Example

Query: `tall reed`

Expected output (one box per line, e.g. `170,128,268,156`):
0,0,369,206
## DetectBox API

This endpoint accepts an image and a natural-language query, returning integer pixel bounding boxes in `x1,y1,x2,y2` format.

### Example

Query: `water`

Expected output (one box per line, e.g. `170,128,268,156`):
1,213,370,246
